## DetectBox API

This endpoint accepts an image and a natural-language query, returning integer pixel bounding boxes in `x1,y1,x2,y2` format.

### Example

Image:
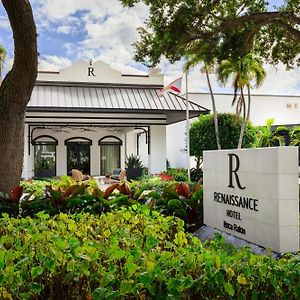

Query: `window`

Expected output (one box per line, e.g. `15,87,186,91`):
65,137,92,175
99,136,122,176
32,136,57,178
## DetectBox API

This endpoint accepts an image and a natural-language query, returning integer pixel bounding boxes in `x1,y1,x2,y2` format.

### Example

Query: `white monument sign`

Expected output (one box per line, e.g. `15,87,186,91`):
203,147,299,253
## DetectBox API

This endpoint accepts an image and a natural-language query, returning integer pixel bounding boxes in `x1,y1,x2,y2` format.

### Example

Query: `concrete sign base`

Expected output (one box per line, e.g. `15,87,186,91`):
203,147,299,253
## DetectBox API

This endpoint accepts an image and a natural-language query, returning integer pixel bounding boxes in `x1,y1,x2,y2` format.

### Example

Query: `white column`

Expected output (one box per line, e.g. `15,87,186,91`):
120,133,126,169
149,125,166,174
91,142,99,176
125,131,137,156
56,139,67,176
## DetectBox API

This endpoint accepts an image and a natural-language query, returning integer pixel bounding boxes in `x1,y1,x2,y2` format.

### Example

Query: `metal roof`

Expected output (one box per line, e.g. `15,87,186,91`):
27,81,209,124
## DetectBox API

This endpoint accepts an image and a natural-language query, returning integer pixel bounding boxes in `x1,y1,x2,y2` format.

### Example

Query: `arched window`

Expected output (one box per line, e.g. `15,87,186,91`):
32,135,58,178
99,136,122,176
65,137,92,175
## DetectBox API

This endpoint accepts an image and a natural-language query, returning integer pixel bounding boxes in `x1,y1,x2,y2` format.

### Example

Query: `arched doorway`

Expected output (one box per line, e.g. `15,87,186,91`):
32,135,58,178
99,136,122,176
65,137,92,175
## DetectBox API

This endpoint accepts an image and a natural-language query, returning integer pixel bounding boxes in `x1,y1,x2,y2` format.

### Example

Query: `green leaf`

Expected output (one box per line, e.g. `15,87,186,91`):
145,235,159,250
50,189,61,201
28,282,43,293
0,252,4,269
238,293,246,300
224,282,235,297
126,260,137,277
215,256,221,269
110,247,126,260
45,258,56,272
251,290,258,300
120,280,134,295
237,274,247,285
31,266,44,279
139,272,152,286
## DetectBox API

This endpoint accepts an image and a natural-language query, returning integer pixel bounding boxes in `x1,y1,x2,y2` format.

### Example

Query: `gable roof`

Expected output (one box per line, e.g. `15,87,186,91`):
27,81,210,124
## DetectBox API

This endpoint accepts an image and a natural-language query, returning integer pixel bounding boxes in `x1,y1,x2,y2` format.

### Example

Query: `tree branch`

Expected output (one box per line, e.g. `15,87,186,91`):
190,12,300,43
219,12,300,29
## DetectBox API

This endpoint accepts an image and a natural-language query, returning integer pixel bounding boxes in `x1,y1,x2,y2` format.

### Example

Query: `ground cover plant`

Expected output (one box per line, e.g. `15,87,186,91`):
0,207,300,299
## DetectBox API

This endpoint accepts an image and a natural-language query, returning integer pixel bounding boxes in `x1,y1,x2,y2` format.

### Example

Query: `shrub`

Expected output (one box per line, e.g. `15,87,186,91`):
1,178,204,231
190,113,257,158
164,168,188,182
0,209,299,299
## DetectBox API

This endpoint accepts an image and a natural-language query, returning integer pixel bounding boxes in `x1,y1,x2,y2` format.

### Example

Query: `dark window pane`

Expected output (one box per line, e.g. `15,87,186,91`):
34,144,56,178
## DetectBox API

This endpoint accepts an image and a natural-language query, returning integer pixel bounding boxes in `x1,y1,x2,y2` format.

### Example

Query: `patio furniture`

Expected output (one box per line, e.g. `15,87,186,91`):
94,176,106,185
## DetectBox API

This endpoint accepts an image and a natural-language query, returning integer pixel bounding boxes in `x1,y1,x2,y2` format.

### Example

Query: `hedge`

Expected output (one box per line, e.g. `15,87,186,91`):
0,207,299,299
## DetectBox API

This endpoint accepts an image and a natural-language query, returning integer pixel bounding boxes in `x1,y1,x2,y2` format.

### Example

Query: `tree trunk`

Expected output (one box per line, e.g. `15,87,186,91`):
237,86,251,148
205,65,221,150
0,0,37,193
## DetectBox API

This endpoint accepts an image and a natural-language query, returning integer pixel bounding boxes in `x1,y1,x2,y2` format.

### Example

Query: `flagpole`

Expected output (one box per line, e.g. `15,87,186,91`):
185,70,190,181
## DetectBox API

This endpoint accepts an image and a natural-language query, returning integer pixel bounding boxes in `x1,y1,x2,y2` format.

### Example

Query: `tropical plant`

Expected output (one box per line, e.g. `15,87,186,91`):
0,186,24,217
125,154,143,169
290,126,300,146
256,118,287,147
190,113,257,159
2,177,205,230
217,53,266,148
125,154,144,180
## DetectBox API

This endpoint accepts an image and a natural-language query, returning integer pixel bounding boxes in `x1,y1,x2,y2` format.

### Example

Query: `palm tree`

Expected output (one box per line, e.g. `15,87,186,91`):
0,45,6,83
185,57,221,150
217,53,266,148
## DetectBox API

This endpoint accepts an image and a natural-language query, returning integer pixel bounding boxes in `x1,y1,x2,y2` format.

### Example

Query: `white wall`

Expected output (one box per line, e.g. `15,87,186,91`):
166,121,187,168
38,60,163,86
138,133,148,168
125,131,137,159
149,125,166,174
188,92,300,126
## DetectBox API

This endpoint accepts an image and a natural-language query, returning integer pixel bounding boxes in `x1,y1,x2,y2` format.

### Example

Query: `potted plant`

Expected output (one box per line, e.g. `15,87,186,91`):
125,154,144,181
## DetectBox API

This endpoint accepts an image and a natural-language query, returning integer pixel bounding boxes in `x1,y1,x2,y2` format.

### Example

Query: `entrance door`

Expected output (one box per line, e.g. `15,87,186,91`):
67,142,91,175
100,144,120,175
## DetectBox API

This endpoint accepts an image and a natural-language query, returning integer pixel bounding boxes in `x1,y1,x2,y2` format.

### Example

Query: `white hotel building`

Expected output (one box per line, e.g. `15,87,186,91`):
22,60,300,178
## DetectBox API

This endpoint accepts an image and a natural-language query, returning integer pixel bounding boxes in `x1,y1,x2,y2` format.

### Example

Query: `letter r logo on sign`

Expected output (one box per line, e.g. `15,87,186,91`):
228,153,245,190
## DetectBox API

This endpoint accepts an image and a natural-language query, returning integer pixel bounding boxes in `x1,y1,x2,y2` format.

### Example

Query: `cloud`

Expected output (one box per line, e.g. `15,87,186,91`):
38,55,72,71
0,16,10,31
160,60,300,96
29,0,148,75
253,64,300,95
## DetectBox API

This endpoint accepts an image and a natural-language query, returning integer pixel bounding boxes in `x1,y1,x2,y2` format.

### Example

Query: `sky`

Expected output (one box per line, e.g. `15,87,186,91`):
0,0,299,95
